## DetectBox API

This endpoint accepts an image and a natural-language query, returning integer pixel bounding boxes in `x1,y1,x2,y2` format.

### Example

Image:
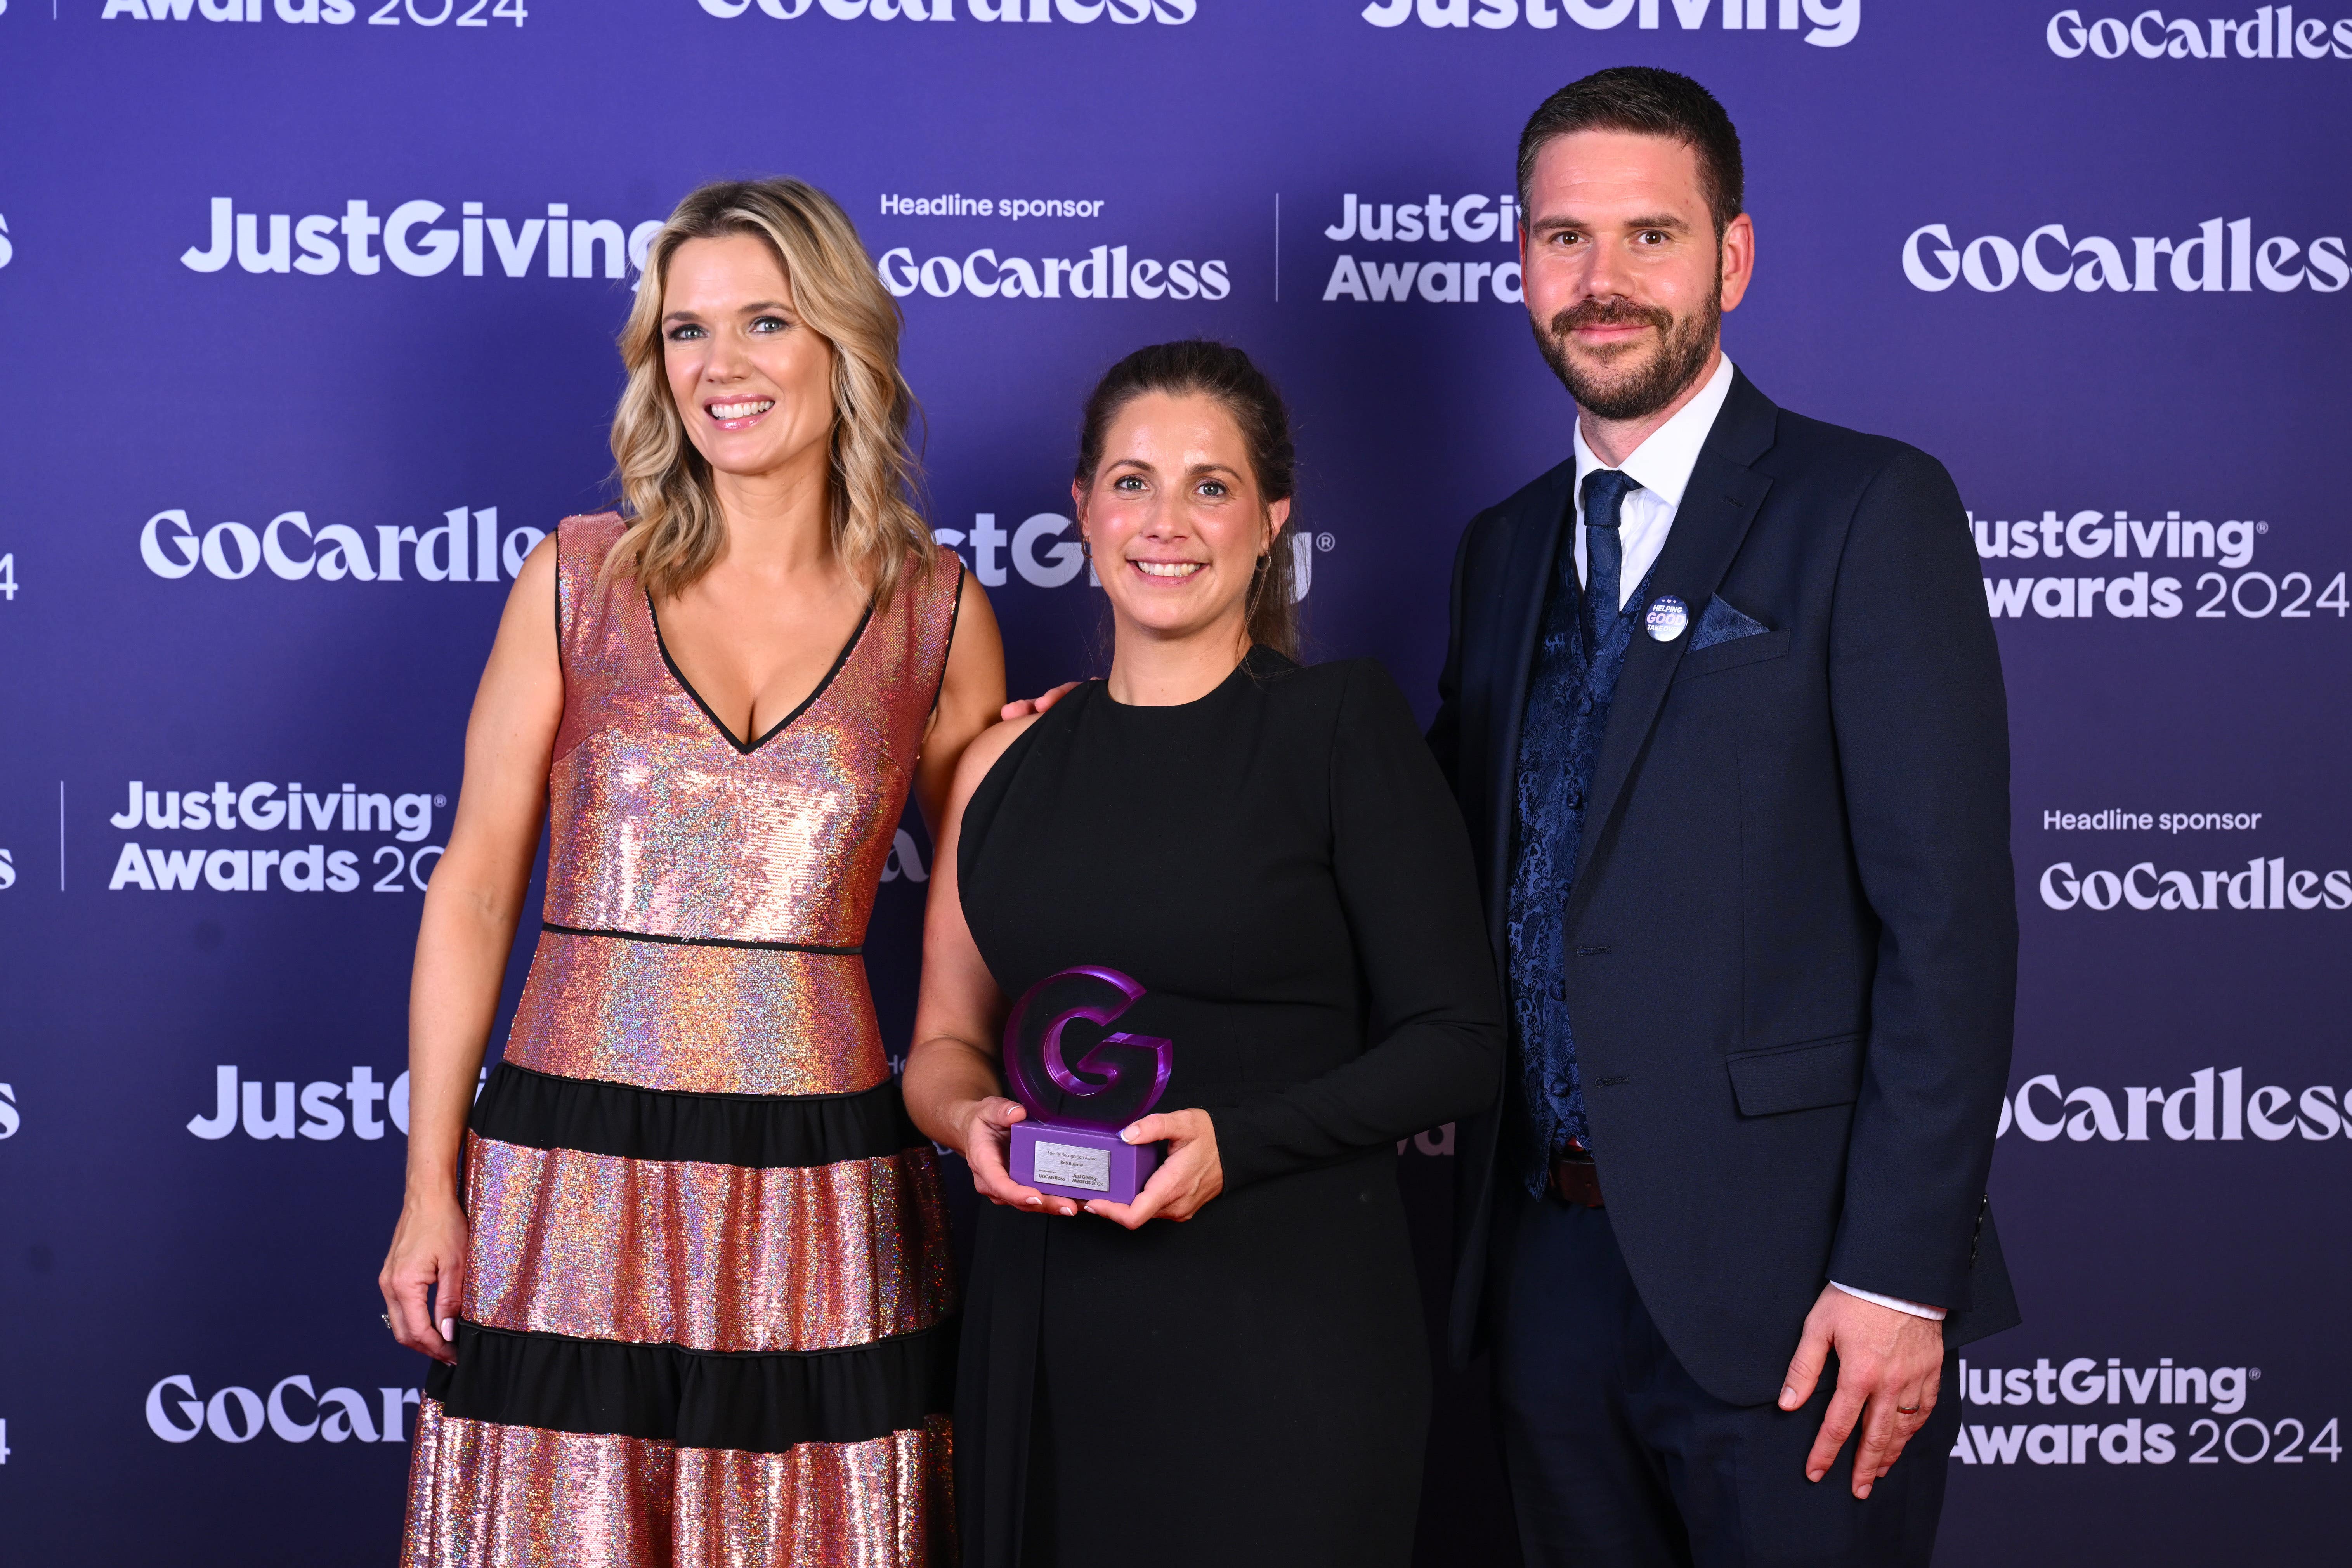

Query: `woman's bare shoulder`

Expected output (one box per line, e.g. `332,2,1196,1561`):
951,709,1043,805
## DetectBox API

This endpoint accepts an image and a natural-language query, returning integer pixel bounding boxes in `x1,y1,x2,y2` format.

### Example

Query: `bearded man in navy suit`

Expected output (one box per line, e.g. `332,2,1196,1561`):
1429,68,2019,1567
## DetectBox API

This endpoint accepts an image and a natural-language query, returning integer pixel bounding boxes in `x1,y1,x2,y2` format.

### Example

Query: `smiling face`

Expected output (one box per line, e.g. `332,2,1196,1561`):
660,232,838,484
1519,129,1752,421
1075,390,1291,654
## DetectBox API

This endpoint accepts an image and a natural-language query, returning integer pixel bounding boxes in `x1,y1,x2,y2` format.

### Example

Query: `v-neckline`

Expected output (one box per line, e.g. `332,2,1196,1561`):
646,590,875,756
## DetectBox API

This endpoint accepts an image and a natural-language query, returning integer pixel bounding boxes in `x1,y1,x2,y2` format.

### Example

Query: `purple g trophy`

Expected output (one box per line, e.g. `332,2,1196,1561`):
1003,966,1174,1205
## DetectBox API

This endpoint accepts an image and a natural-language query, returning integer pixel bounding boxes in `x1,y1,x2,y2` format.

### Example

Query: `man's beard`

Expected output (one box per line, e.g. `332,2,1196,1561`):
1532,283,1722,422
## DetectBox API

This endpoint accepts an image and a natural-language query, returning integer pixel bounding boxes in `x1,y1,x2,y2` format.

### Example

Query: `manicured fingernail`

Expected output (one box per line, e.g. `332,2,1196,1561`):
1120,1127,1138,1143
440,1318,455,1341
1857,1485,1872,1499
1807,1470,1823,1483
1026,1195,1041,1205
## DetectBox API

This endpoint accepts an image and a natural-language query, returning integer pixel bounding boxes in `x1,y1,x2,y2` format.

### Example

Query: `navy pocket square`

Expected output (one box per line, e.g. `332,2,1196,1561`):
1689,595,1770,651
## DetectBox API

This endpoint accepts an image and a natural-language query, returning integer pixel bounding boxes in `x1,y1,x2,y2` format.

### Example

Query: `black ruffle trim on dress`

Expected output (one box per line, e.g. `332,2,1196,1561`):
469,1060,926,1169
425,1319,957,1452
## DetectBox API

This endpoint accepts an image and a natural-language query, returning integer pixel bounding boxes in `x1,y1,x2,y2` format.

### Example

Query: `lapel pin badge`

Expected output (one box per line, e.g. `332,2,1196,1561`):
1644,595,1689,642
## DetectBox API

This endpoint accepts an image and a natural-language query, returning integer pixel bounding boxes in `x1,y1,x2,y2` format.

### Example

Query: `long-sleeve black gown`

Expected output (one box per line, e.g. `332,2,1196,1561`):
954,648,1506,1568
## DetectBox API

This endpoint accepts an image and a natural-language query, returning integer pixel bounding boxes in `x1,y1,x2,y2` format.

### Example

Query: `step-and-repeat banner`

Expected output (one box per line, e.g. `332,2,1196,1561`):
0,3,2344,1563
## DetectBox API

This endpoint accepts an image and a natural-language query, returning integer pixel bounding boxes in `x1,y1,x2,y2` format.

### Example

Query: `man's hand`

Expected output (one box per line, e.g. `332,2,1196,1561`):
1778,1285,1944,1499
1000,682,1081,722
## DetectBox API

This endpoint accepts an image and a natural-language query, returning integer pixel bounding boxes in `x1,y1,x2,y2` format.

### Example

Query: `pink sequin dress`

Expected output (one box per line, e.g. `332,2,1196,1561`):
401,515,961,1568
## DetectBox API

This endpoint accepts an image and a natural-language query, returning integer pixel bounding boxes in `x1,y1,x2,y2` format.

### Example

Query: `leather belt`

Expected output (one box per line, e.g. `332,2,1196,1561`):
1548,1149,1604,1209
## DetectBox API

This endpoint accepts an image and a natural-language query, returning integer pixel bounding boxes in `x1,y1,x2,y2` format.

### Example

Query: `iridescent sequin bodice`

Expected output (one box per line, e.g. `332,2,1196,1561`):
505,514,963,1095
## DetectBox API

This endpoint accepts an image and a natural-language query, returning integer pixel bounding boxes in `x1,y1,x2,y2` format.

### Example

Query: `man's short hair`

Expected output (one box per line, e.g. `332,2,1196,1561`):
1517,67,1745,237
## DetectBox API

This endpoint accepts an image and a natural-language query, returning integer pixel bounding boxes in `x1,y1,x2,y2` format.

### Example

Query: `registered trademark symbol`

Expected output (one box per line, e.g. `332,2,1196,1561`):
434,796,447,807
2252,1368,2262,1379
1316,532,1336,552
2255,521,2269,534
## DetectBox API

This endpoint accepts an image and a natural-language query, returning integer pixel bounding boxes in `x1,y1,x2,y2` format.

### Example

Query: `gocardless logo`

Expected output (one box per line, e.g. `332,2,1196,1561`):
2036,858,2350,911
1904,217,2346,295
1997,1067,2347,1143
146,1375,420,1445
696,0,1195,23
2045,7,2352,59
140,506,543,584
878,244,1229,302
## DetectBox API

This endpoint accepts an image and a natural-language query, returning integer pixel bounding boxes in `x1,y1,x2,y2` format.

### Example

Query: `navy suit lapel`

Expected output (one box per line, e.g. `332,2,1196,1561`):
1481,462,1577,944
1568,373,1778,906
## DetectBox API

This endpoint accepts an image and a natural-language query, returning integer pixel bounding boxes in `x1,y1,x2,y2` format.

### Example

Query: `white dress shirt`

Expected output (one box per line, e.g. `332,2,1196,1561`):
1568,351,1736,607
1564,351,1946,1325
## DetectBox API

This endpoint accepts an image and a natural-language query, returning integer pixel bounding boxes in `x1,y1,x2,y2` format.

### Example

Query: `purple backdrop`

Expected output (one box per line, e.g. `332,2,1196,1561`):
2,2,2347,1562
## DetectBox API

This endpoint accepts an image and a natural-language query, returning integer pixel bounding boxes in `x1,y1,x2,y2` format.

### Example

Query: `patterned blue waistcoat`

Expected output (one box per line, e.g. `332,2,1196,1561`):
1505,480,1651,1196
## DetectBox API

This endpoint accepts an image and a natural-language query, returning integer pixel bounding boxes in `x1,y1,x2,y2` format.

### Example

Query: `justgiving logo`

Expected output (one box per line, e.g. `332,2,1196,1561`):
1361,0,1859,48
182,198,661,280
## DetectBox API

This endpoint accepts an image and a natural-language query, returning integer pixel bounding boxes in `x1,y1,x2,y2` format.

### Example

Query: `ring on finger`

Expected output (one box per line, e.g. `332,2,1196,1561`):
1895,1403,1922,1414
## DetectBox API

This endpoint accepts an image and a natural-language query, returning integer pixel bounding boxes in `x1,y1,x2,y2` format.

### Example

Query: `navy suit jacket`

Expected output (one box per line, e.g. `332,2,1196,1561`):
1431,370,2021,1405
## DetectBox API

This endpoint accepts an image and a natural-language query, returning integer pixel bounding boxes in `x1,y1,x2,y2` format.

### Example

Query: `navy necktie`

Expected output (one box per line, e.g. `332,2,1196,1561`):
1580,468,1641,657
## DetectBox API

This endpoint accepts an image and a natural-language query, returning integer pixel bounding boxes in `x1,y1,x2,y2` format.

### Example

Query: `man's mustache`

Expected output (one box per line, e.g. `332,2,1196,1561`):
1545,300,1674,336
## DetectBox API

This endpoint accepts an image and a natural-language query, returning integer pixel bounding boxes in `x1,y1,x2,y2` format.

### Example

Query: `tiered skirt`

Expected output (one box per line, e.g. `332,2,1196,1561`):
399,1056,957,1568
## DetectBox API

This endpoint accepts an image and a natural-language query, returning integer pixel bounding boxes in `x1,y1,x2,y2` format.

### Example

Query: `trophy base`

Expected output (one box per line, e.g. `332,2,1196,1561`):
1011,1121,1161,1205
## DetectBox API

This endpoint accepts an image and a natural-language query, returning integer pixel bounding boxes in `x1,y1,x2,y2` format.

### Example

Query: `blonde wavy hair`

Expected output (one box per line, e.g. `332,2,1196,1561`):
605,177,931,606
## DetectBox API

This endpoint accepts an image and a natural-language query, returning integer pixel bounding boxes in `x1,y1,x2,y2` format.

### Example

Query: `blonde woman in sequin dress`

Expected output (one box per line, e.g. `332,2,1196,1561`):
378,178,1004,1568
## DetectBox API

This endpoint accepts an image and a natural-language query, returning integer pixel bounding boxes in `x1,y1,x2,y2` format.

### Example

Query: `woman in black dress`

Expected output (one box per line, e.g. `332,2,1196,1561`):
903,341,1504,1568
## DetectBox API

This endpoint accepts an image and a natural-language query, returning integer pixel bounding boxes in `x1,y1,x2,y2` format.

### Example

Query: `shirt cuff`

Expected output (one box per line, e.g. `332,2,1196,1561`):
1830,1281,1947,1322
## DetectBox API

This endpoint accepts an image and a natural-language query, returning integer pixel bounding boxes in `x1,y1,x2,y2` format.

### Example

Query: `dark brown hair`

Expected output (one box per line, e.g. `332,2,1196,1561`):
1074,340,1299,660
1516,67,1745,238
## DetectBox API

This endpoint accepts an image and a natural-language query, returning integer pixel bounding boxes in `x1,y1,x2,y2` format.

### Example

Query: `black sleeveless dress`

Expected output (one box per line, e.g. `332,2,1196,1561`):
954,649,1506,1568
